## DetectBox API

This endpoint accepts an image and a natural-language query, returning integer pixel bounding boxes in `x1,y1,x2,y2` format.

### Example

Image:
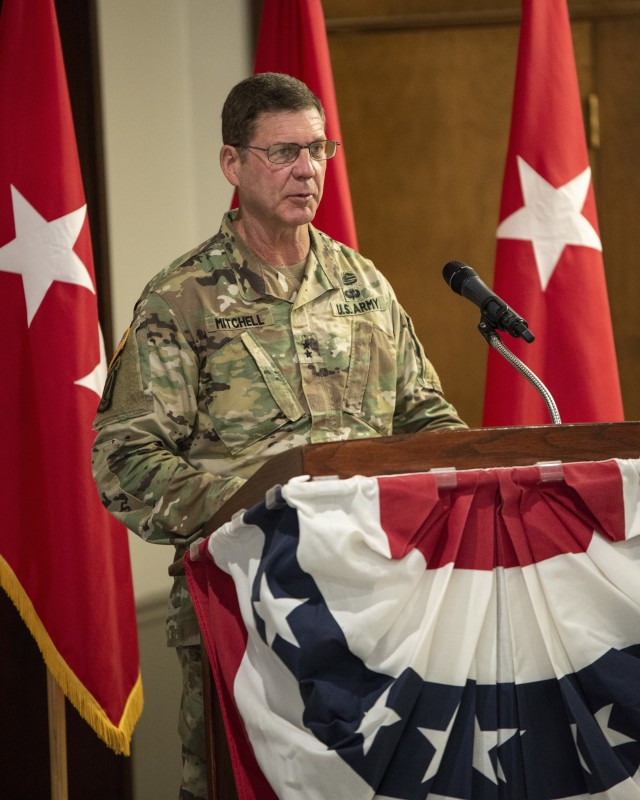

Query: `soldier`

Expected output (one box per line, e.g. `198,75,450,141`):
92,72,466,800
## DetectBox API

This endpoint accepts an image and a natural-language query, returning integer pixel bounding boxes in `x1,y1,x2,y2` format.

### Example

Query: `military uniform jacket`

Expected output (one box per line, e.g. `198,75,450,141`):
92,211,465,645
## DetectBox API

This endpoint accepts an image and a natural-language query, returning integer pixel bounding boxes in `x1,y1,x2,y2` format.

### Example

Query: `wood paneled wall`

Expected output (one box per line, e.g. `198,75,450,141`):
323,0,640,426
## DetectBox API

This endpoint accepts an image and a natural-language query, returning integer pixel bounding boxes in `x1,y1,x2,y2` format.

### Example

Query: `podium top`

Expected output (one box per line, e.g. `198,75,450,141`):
168,422,640,576
206,422,639,534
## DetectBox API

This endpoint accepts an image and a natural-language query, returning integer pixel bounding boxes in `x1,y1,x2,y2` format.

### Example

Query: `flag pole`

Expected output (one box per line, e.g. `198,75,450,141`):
46,668,69,800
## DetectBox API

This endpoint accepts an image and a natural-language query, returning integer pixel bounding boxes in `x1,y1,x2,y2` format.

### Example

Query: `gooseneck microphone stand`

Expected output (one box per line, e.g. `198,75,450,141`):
478,318,562,425
440,260,561,424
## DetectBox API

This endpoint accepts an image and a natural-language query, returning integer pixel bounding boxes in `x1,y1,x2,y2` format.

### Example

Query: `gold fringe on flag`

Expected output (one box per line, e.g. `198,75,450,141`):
0,554,143,756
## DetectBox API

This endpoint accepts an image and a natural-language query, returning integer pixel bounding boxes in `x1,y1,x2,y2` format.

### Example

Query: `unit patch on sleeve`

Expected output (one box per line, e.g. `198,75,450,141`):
97,327,131,412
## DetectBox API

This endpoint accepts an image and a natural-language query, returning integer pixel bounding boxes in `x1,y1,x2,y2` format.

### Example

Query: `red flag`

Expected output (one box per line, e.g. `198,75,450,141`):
0,0,141,754
483,0,624,426
252,0,358,249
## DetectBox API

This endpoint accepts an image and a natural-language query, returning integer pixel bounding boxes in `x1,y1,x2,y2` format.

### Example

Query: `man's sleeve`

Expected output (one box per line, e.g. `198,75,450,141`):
92,291,244,546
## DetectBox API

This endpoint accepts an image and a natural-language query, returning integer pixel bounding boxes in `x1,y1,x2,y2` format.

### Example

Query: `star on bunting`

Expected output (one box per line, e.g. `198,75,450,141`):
594,704,635,748
497,156,602,291
0,185,95,325
472,716,519,784
418,703,459,783
254,574,308,647
355,685,401,756
570,706,634,777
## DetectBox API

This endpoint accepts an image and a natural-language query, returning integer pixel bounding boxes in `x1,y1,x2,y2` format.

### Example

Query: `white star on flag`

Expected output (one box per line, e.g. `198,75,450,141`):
355,685,401,756
570,722,592,773
0,184,95,325
594,704,635,748
418,703,459,782
496,156,602,291
74,326,108,398
253,573,308,647
472,716,519,784
570,706,634,776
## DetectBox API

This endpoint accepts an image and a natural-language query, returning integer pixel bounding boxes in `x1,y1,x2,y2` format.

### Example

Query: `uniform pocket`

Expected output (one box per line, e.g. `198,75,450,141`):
206,331,304,454
343,318,397,434
343,319,373,414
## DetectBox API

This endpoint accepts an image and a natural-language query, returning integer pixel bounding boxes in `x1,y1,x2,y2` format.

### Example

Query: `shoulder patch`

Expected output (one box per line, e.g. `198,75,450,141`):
94,326,150,426
109,327,131,368
97,328,131,412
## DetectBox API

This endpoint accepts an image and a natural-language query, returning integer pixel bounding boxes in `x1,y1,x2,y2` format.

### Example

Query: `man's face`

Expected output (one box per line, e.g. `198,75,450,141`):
233,109,327,232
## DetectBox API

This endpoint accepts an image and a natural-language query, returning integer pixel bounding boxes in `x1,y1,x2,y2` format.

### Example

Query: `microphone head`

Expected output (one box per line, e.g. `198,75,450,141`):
442,260,476,295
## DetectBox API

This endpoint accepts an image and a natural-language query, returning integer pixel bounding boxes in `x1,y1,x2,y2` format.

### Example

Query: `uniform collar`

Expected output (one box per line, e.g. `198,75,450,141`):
217,211,342,304
293,226,342,307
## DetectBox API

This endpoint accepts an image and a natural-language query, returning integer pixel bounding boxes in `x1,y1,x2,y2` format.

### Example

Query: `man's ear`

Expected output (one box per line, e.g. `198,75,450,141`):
220,145,240,187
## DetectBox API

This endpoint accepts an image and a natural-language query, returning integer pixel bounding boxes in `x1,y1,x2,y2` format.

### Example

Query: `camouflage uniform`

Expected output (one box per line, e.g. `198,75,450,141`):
176,645,207,800
92,210,466,798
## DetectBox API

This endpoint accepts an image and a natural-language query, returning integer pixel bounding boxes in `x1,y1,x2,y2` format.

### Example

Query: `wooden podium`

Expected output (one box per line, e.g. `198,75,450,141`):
177,422,640,800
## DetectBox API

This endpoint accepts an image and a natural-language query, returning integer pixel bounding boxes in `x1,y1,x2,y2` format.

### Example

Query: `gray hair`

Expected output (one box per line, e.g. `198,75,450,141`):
222,72,326,146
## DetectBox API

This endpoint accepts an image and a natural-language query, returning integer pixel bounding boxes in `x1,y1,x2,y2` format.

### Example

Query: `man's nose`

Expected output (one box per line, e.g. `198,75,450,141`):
292,147,317,176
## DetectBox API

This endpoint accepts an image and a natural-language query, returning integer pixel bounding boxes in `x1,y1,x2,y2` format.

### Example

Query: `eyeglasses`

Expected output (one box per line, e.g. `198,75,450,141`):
232,139,340,164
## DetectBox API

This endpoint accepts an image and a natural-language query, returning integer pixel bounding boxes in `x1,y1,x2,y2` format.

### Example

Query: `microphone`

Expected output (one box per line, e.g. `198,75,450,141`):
442,260,534,343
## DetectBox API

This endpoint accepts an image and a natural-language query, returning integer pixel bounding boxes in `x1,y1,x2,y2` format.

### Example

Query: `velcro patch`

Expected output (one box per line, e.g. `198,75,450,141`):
331,297,388,317
207,309,274,332
97,327,131,412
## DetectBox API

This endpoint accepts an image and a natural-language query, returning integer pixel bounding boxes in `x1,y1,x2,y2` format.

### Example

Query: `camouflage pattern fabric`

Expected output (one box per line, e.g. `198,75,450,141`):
176,645,207,800
92,210,466,647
